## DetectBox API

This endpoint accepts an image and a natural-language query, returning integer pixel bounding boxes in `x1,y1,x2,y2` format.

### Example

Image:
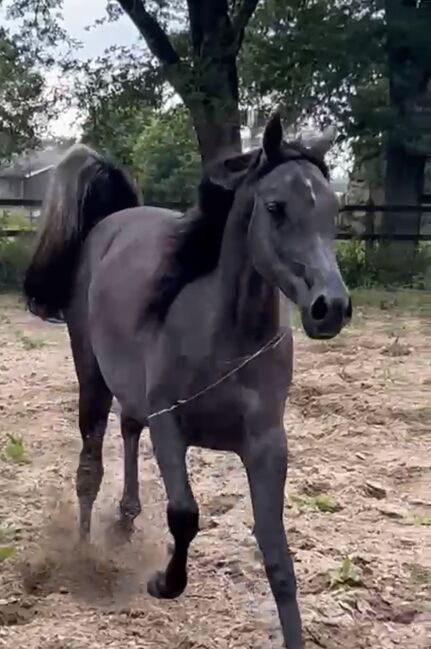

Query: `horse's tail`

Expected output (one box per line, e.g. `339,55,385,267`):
23,144,139,320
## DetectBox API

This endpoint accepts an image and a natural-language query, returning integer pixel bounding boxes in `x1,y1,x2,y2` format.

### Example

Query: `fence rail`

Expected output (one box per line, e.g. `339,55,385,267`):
0,198,42,208
1,199,431,242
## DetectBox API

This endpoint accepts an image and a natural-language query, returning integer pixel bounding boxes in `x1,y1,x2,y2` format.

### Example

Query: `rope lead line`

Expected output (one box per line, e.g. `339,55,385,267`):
147,331,287,421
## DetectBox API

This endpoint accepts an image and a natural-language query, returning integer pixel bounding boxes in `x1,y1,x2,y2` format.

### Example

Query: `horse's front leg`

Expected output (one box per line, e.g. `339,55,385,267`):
242,427,303,649
147,412,199,599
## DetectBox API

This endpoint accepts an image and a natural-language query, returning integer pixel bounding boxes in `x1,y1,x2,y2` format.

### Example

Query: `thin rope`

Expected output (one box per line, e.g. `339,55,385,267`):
147,331,287,421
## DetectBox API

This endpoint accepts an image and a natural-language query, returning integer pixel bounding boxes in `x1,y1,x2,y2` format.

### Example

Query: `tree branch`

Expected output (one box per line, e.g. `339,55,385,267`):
232,0,260,51
117,1,180,66
186,0,203,54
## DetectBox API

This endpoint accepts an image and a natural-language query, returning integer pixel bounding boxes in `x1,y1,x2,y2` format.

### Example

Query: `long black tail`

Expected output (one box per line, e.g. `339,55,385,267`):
23,144,139,320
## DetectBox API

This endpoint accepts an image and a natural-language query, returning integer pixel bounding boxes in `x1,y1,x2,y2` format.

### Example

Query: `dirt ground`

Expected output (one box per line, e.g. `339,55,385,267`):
0,292,430,649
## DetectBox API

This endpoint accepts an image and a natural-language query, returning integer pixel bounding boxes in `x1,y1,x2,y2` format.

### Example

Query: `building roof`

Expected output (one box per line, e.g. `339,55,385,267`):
0,141,74,179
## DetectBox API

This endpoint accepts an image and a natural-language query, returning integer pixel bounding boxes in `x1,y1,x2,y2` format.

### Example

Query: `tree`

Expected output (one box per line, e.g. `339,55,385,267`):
77,47,164,168
0,27,48,161
112,1,260,162
131,106,200,206
2,0,261,162
240,1,385,141
384,0,431,233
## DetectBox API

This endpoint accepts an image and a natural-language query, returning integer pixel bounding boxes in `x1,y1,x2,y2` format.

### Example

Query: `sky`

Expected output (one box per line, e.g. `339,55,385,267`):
61,0,138,59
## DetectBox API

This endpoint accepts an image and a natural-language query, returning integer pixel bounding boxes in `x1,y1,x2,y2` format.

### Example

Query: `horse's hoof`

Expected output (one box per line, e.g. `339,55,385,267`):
147,570,186,599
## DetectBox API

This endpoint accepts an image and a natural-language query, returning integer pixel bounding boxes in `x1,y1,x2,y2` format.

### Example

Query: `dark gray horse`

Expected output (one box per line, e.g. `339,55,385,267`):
24,114,351,649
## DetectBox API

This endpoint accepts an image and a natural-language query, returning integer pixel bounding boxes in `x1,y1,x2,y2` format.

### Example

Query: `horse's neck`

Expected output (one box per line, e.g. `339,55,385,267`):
215,202,279,346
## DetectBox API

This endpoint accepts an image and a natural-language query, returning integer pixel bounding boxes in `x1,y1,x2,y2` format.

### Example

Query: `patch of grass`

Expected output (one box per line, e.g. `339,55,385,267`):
410,514,431,527
409,564,430,585
309,493,341,513
352,288,431,316
15,332,47,350
288,493,308,509
329,556,363,589
0,235,33,291
289,492,341,513
3,434,31,464
0,545,15,562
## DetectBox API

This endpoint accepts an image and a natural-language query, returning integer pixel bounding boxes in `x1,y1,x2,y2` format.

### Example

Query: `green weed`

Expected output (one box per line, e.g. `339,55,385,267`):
3,434,31,464
0,545,15,562
329,556,363,589
16,332,47,350
310,493,341,513
289,492,340,513
409,564,430,585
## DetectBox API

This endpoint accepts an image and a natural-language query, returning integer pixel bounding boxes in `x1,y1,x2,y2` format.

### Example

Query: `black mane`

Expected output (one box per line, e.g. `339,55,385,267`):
146,143,329,322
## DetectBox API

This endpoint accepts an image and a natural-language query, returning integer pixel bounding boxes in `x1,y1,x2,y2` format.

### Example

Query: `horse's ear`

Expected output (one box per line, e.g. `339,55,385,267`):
305,126,337,160
204,151,254,191
263,113,283,160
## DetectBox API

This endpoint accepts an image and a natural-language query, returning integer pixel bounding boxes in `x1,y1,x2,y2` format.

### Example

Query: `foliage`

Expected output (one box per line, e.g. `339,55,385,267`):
132,107,200,207
16,331,47,350
0,545,15,562
77,47,164,169
240,1,385,131
0,235,32,291
0,209,33,230
336,241,430,290
2,0,262,160
0,27,49,161
3,433,31,464
309,494,341,514
329,556,362,589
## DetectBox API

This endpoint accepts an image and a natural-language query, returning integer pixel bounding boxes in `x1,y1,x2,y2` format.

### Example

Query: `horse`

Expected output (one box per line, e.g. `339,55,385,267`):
23,114,351,649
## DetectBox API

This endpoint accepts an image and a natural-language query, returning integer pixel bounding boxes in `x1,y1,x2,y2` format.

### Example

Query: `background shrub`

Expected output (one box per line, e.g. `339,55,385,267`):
336,241,430,290
0,236,32,292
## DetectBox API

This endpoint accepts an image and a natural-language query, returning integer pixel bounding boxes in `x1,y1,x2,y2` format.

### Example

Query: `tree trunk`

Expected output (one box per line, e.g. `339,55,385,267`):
380,142,425,285
187,57,242,164
190,98,242,164
381,0,426,283
384,143,425,236
117,0,259,163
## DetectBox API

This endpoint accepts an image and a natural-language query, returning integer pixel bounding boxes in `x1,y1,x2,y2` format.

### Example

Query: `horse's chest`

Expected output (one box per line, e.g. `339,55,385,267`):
174,380,257,451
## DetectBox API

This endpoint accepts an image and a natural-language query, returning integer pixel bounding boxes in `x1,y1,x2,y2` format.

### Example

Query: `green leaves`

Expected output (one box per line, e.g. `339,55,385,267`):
3,434,32,464
0,545,15,562
240,0,385,139
0,27,48,161
78,48,164,170
329,556,363,589
131,107,201,208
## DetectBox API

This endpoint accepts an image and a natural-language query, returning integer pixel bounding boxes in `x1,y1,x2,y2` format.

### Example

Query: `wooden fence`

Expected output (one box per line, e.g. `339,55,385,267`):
1,198,431,241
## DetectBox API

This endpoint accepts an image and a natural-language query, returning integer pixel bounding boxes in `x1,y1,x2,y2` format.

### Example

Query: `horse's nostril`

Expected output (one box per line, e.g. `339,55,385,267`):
310,295,328,321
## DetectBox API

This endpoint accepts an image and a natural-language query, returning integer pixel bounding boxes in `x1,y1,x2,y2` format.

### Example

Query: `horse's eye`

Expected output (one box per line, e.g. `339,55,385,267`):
266,201,285,218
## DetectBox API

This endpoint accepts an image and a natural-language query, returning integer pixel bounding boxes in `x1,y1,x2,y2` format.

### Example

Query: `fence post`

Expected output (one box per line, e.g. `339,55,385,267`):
364,200,375,262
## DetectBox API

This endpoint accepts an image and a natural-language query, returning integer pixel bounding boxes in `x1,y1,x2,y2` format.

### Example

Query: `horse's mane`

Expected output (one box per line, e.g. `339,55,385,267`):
146,142,329,322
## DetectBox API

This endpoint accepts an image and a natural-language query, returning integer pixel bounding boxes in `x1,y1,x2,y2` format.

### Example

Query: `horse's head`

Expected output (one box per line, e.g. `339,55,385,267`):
207,114,352,340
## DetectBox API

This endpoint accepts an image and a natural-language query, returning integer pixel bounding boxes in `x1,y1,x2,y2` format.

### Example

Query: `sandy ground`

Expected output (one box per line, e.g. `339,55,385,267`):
0,292,430,649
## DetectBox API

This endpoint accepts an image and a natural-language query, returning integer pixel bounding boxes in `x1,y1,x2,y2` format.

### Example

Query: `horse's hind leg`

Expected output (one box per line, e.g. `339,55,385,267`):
147,415,199,599
115,414,143,539
76,369,112,541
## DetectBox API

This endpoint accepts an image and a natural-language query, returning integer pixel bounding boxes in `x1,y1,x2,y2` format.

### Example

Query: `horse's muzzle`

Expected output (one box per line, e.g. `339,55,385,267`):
301,294,352,340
